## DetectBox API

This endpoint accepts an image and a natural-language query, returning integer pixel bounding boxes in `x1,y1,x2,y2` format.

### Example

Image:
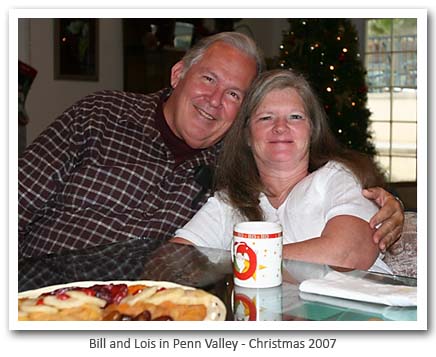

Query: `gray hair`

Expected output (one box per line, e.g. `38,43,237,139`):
181,32,265,76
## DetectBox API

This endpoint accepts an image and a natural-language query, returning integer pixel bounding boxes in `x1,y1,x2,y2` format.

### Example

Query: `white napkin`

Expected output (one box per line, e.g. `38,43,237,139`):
299,271,416,306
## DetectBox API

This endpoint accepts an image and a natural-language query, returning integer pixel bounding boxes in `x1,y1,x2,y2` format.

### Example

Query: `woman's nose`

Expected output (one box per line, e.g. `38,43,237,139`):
272,118,289,134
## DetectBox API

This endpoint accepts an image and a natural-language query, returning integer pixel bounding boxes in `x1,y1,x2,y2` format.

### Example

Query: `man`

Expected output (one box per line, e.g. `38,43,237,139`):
18,32,403,259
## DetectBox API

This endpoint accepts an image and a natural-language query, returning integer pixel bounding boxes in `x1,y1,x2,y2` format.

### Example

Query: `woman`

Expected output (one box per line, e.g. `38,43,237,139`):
172,69,392,273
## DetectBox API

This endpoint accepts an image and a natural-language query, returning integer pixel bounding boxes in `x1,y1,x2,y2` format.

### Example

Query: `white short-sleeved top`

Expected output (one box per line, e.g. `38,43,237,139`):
176,161,392,274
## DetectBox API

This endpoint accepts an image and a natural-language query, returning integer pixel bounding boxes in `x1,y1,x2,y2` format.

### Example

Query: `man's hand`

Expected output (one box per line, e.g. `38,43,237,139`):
363,187,405,253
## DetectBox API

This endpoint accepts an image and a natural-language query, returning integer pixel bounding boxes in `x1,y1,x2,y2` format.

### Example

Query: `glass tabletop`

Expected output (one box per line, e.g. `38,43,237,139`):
18,240,417,321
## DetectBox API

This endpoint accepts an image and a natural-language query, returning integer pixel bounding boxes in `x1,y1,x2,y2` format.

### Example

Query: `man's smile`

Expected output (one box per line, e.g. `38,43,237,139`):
194,105,216,121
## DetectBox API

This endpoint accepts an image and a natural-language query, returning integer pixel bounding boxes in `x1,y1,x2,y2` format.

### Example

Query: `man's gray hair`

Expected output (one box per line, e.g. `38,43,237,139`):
181,32,265,76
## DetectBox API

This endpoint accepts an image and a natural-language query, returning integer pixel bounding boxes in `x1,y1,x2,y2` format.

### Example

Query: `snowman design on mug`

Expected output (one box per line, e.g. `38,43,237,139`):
233,241,266,280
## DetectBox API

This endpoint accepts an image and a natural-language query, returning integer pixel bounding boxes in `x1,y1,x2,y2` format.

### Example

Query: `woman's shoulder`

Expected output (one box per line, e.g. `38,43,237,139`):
213,190,229,202
206,191,235,211
314,160,351,176
323,160,349,170
310,160,360,186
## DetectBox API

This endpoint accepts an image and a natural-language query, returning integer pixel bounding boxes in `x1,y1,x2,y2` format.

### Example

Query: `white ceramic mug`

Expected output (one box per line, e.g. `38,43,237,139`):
231,221,283,288
233,285,283,321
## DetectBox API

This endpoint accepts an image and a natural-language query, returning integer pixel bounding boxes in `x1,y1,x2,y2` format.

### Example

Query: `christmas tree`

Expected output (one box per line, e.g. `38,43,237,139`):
276,19,376,157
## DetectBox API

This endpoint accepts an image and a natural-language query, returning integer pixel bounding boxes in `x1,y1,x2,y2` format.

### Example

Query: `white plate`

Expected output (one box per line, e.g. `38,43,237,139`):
19,280,227,321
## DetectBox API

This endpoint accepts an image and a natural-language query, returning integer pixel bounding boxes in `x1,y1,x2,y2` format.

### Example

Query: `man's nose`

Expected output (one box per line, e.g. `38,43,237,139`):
208,87,225,108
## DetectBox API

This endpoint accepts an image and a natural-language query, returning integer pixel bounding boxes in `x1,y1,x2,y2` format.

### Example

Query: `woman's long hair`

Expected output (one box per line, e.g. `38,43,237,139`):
215,69,385,221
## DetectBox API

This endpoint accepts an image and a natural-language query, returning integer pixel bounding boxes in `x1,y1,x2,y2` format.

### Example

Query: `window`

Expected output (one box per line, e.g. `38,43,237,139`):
365,19,417,182
174,22,194,50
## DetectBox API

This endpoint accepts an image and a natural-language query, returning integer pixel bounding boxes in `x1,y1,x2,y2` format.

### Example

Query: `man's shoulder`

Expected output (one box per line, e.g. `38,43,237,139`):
79,89,167,108
65,89,170,127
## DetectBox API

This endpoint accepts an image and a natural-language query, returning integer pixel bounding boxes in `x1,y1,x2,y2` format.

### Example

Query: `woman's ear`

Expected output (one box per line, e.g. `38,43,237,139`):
170,61,185,88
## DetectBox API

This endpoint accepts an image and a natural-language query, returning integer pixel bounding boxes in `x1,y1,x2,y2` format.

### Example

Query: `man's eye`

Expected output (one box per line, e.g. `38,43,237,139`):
228,91,241,101
289,114,304,120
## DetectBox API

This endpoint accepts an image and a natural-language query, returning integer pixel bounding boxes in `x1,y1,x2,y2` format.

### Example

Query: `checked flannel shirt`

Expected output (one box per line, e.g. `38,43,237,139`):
18,89,219,258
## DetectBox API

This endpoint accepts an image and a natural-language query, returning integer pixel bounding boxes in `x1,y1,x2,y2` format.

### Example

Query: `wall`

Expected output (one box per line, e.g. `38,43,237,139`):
390,182,417,211
235,18,290,59
19,18,123,146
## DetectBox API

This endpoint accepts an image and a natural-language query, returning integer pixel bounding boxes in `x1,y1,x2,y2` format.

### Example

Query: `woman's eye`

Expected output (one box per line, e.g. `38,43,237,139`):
259,116,272,121
289,114,304,120
203,75,214,83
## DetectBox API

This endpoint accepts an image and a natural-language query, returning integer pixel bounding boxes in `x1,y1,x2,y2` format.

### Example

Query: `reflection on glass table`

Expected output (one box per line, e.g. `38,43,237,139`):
18,240,417,321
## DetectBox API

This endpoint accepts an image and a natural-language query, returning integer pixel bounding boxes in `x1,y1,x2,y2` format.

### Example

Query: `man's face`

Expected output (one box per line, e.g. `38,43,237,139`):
163,42,257,149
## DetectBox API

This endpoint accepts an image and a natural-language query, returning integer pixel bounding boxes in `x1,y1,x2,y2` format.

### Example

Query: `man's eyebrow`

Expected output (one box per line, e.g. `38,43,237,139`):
202,68,245,93
200,67,218,78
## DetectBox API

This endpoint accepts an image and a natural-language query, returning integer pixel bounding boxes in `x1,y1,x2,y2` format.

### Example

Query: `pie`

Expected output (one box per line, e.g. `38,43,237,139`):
18,280,226,321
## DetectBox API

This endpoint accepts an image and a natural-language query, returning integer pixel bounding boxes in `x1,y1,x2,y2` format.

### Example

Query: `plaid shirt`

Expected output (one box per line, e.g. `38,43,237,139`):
18,90,219,258
18,240,228,292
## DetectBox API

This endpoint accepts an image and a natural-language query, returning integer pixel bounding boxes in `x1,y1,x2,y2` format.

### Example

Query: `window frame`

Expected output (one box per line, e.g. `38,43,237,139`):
364,18,417,183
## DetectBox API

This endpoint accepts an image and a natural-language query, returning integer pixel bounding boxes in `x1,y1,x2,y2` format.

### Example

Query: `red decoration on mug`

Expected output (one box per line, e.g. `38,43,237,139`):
233,242,257,280
234,293,257,320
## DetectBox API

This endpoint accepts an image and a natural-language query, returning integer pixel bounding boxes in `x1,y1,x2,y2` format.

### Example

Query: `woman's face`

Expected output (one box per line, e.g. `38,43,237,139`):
248,87,311,170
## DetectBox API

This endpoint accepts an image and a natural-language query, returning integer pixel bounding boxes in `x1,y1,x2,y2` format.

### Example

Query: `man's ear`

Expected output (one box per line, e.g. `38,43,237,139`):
170,61,185,88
